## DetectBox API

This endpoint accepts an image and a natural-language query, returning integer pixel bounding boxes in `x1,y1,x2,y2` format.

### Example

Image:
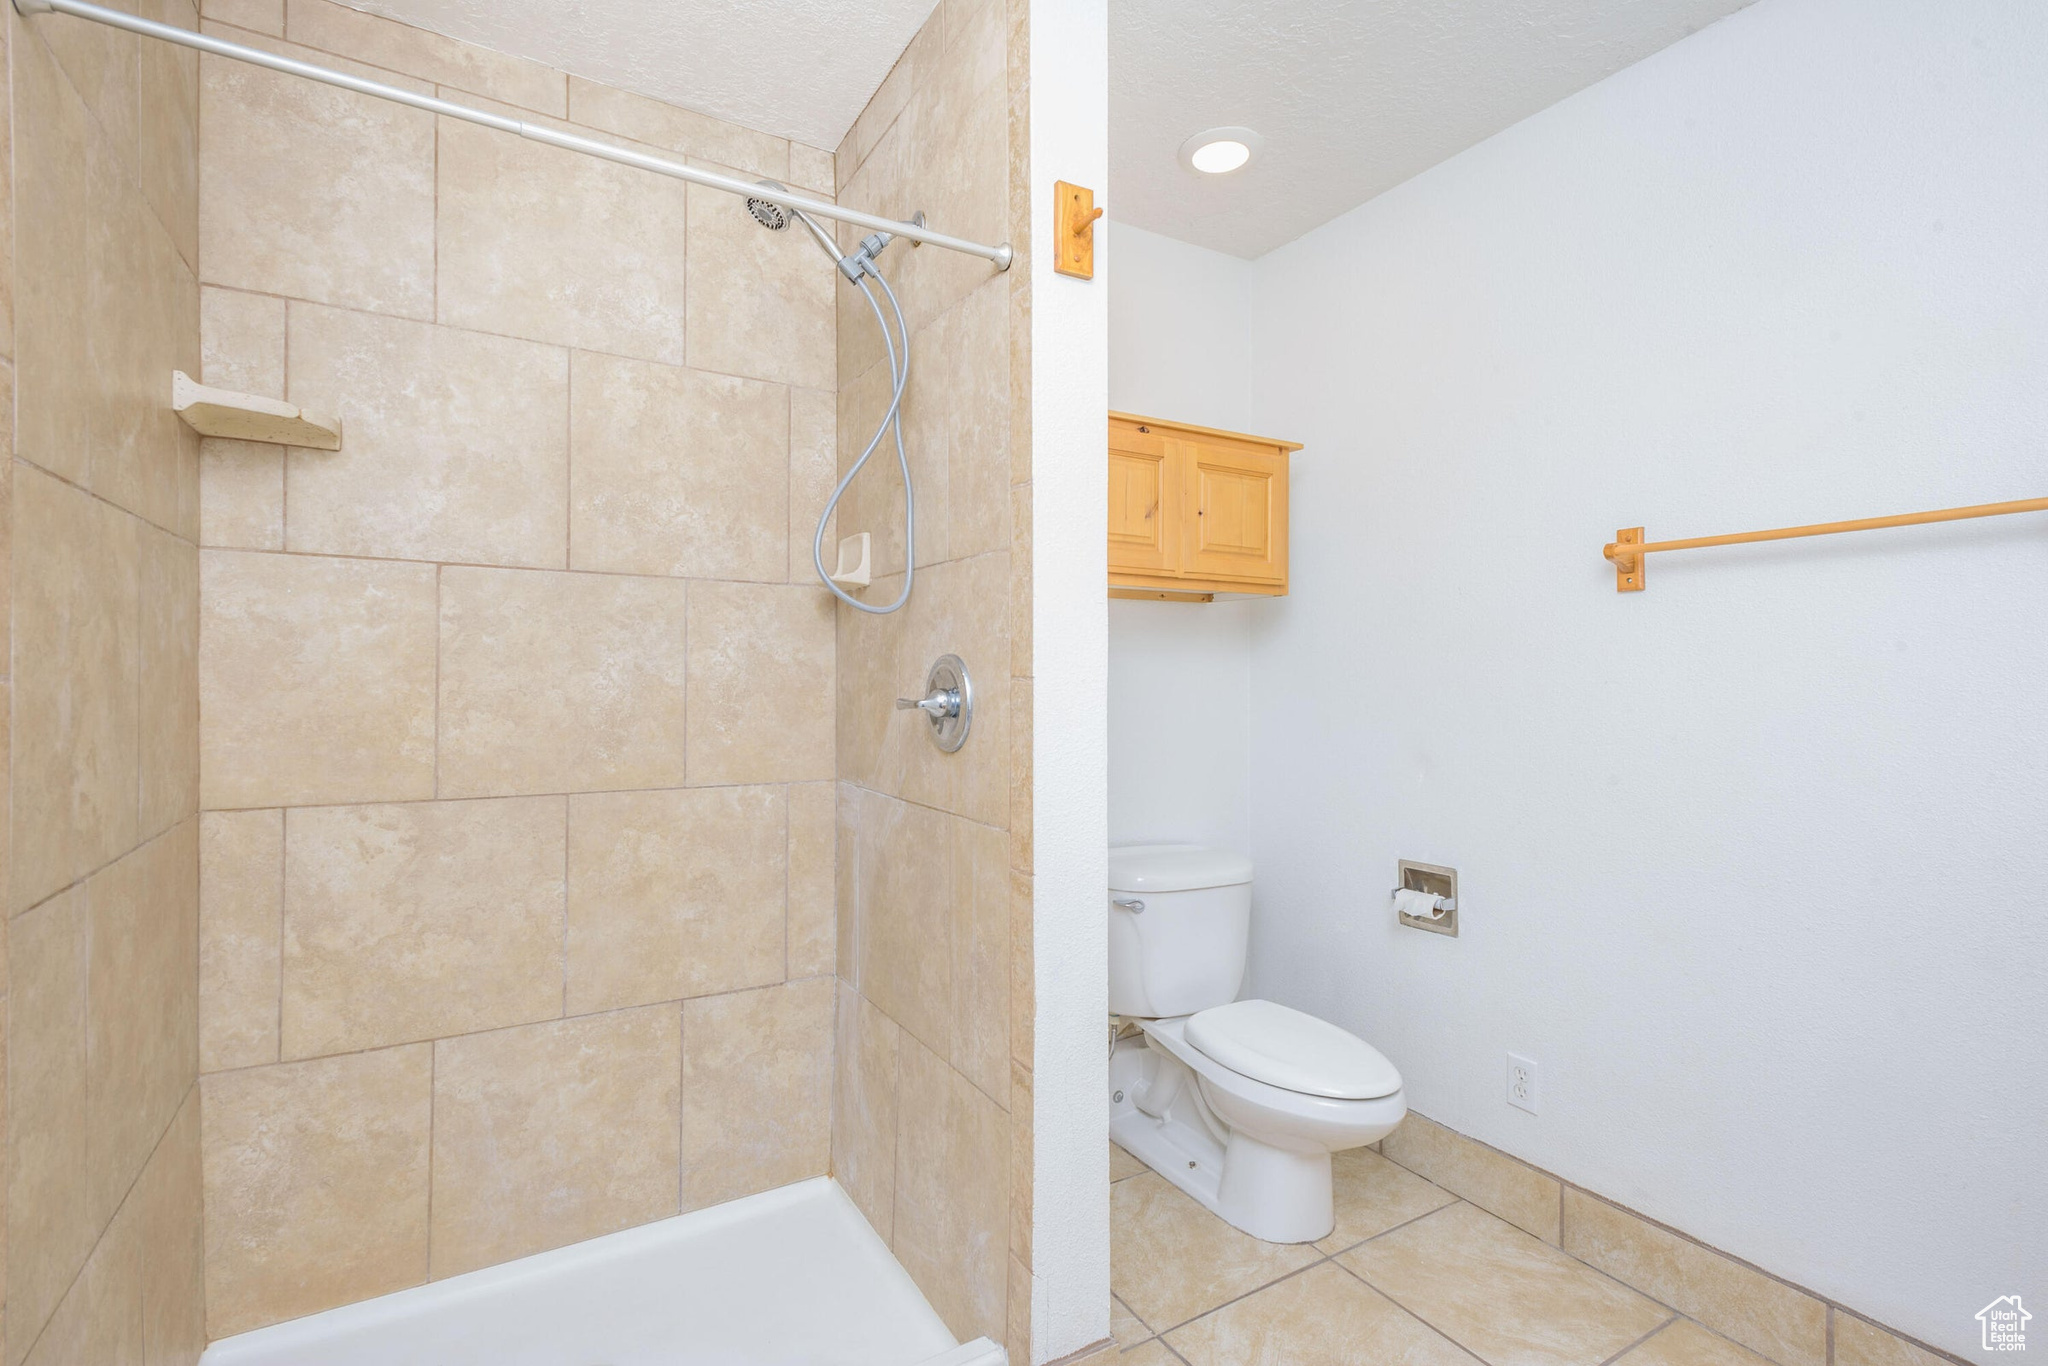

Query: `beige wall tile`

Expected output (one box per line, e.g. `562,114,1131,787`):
8,887,96,1359
200,808,283,1072
846,7,941,174
1008,674,1031,871
137,1086,207,1366
787,781,836,978
943,279,1010,559
893,1032,1008,1344
286,303,570,567
11,464,141,912
681,978,834,1211
566,78,788,181
930,555,1011,827
1009,868,1031,1072
1007,1254,1034,1366
789,386,836,583
141,525,200,837
949,815,1008,1103
1562,1189,1827,1366
855,789,952,1056
832,981,899,1239
202,0,283,38
568,350,788,580
200,550,437,808
141,0,202,273
789,143,836,195
884,1,1005,336
22,1191,144,1366
199,36,436,317
1380,1112,1562,1243
1008,1059,1031,1266
89,125,202,536
1343,1202,1668,1366
1007,485,1030,679
684,177,836,391
1835,1315,1953,1366
835,552,1010,824
436,116,691,365
0,16,10,360
202,1045,432,1338
282,796,566,1057
38,0,140,179
13,27,97,489
86,822,201,1230
200,286,285,398
285,0,567,114
565,786,786,1014
430,1006,682,1278
686,580,835,785
438,566,691,797
835,780,860,981
199,439,285,549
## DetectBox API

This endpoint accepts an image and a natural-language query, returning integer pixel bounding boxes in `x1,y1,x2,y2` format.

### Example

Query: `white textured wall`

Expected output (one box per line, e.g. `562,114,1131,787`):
1029,1,1111,1360
1114,0,2048,1355
1107,226,1258,856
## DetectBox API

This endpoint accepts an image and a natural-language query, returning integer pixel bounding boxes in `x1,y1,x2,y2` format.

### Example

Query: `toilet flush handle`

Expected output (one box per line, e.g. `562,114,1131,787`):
1113,898,1146,913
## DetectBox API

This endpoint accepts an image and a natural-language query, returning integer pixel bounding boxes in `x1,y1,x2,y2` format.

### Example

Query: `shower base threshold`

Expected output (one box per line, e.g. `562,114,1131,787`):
200,1177,1003,1366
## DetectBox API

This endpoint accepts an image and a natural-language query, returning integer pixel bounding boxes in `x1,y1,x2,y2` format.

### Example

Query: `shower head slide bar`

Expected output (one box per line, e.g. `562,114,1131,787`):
12,0,1014,272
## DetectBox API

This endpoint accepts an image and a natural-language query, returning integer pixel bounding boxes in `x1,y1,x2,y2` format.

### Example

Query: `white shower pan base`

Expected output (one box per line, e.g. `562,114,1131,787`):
199,1177,1003,1366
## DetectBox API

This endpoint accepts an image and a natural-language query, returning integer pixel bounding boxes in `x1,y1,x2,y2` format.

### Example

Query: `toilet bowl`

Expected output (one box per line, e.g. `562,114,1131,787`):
1107,846,1407,1244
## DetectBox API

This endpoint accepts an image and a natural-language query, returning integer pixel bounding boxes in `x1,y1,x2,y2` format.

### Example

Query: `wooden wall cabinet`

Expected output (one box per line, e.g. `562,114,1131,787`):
1108,411,1300,599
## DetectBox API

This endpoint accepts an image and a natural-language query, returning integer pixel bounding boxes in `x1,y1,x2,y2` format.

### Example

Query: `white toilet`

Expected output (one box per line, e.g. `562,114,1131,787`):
1107,845,1407,1244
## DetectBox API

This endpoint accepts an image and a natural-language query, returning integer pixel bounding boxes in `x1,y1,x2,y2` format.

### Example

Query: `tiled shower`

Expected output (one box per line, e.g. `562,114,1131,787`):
2,0,1044,1359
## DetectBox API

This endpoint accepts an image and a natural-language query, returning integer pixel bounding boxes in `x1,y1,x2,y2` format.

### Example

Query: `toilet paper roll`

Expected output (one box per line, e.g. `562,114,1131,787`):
1393,888,1444,920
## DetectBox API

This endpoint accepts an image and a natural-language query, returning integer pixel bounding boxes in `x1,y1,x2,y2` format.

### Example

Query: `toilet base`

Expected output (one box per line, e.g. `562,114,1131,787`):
1109,1038,1337,1244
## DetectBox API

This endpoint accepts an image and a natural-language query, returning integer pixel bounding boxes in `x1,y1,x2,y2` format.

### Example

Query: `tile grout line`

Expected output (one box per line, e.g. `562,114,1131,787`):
192,278,834,396
1594,1315,1683,1366
194,971,843,1082
1325,1252,1492,1366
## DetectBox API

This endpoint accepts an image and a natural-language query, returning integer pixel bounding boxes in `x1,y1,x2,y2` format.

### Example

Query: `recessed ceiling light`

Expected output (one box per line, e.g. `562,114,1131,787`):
1179,127,1263,175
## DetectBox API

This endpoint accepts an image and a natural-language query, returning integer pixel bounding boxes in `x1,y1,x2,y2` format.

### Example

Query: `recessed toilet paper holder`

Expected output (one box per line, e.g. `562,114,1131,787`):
1394,860,1459,937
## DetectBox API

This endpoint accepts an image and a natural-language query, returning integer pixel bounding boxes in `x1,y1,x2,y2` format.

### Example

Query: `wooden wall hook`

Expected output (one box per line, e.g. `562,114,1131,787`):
1054,180,1102,279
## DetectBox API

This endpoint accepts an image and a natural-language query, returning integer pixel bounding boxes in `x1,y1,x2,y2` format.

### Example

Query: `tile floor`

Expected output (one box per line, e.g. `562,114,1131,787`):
1109,1141,1784,1366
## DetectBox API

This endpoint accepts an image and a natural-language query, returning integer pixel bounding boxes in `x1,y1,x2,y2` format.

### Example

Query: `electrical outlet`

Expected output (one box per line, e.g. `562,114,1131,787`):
1507,1054,1540,1114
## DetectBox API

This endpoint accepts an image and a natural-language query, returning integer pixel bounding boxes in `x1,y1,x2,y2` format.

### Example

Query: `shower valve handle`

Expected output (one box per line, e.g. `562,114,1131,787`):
896,689,959,719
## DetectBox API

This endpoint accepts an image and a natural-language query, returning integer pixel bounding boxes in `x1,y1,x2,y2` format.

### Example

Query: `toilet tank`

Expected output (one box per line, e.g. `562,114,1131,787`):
1108,845,1253,1018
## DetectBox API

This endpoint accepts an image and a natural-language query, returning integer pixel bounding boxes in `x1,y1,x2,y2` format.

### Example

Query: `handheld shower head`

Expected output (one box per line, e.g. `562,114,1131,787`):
745,196,790,230
746,181,843,267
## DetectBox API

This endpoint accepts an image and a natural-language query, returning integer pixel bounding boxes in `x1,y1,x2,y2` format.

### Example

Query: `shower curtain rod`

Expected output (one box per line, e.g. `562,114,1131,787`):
13,0,1015,271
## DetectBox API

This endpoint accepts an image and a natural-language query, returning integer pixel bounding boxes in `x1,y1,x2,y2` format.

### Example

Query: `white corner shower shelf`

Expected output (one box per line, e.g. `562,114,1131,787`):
171,370,342,449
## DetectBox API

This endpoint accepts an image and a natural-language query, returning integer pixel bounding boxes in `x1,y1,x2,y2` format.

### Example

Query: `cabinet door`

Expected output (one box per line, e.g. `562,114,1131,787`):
1108,418,1178,577
1178,436,1288,585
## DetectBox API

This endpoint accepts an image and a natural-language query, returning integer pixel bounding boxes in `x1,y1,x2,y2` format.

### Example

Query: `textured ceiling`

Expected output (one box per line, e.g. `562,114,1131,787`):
1112,0,1757,258
338,0,943,150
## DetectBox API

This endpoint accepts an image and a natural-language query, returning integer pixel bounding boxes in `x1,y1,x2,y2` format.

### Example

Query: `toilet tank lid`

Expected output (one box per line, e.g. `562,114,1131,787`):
1109,845,1253,893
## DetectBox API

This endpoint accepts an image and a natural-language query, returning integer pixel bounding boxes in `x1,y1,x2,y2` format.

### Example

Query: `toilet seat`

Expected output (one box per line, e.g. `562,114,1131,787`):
1184,999,1402,1100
